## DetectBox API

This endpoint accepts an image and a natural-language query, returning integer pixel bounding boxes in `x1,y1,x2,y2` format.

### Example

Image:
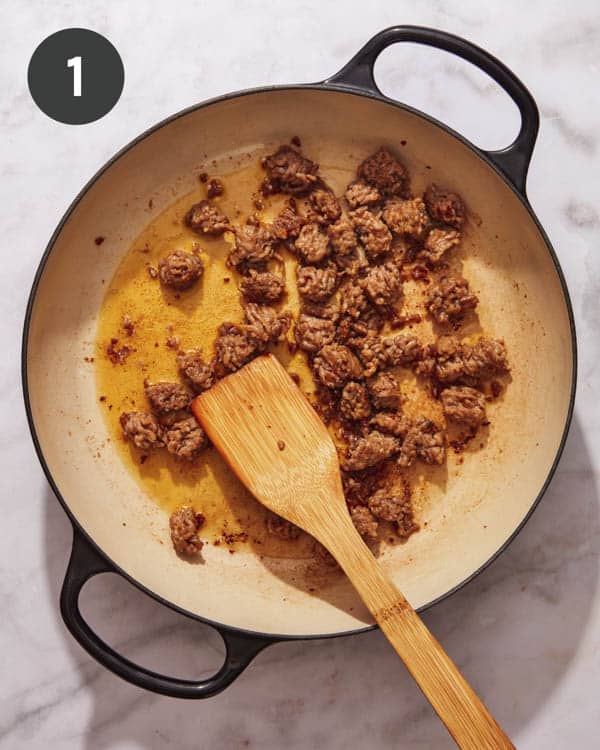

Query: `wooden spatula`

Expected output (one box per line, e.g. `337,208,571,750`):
192,354,514,750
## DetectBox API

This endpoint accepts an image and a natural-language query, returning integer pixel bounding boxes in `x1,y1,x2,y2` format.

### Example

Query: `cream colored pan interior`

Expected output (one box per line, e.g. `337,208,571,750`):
26,89,574,637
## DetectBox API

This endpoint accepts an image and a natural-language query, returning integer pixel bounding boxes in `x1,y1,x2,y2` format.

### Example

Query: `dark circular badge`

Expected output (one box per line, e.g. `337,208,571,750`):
28,28,124,125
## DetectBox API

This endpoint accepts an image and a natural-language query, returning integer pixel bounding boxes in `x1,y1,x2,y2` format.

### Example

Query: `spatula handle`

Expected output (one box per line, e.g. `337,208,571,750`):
324,522,515,749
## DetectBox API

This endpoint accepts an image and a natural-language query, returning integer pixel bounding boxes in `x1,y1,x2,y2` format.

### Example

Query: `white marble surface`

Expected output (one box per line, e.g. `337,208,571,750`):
1,0,599,747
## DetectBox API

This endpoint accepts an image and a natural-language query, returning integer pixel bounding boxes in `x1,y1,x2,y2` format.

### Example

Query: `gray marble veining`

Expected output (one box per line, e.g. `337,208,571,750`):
1,0,598,747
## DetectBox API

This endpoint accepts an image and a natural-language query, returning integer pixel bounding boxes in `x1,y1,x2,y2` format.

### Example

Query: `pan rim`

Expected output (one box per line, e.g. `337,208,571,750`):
21,82,578,641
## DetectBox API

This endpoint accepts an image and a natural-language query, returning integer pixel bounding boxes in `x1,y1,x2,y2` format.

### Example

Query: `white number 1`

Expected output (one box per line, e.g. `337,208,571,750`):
67,56,82,97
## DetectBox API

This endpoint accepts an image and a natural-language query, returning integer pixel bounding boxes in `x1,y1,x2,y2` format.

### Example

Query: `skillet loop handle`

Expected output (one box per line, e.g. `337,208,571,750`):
325,25,540,195
60,528,272,698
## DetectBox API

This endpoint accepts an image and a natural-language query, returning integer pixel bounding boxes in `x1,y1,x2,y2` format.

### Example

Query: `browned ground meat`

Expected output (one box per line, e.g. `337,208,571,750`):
340,279,368,319
384,334,423,367
434,336,509,385
158,250,203,290
368,490,409,523
164,415,208,461
357,147,409,197
229,223,274,268
207,178,224,198
244,303,291,348
350,505,379,539
368,372,400,411
370,411,411,437
271,200,305,240
424,184,464,228
266,511,302,539
327,215,358,256
184,200,230,235
297,265,337,302
427,276,478,325
300,298,340,321
345,180,382,209
169,506,205,555
356,336,386,377
263,145,319,194
313,343,363,389
343,430,400,471
363,262,402,307
177,350,215,392
339,381,371,421
309,189,341,224
398,418,446,467
295,223,330,264
295,314,336,353
441,386,487,428
420,228,461,265
382,198,429,240
350,207,392,259
336,308,384,346
120,411,164,450
215,322,257,372
145,381,191,414
239,269,285,303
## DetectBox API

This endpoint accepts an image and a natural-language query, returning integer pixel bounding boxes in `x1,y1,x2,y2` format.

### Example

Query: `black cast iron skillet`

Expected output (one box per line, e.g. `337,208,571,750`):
23,25,577,698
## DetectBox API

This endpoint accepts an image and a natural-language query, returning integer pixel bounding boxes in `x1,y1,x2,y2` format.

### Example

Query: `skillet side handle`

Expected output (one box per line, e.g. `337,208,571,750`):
324,25,539,195
60,528,273,698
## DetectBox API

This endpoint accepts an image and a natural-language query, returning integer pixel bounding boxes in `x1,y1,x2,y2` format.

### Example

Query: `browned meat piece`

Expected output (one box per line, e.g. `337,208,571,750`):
370,411,411,437
441,386,487,428
345,180,382,209
340,279,368,319
239,269,285,303
357,336,386,378
336,308,384,346
106,338,131,365
270,200,306,240
424,184,464,228
300,298,340,321
357,147,409,197
327,215,358,256
434,336,509,385
295,223,330,264
229,223,274,268
164,415,208,461
145,381,191,414
266,511,302,540
215,322,257,372
368,490,410,523
368,372,400,411
350,506,379,540
350,207,392,259
313,344,363,389
333,251,367,277
363,262,402,307
207,178,224,199
427,276,478,325
342,430,400,471
244,303,291,348
420,228,461,264
262,145,319,195
384,334,423,367
184,200,229,235
296,265,337,302
177,350,215,393
342,470,380,507
398,418,446,467
339,381,371,421
158,250,203,290
295,314,336,353
120,411,164,450
382,198,429,240
169,506,205,555
309,189,341,224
